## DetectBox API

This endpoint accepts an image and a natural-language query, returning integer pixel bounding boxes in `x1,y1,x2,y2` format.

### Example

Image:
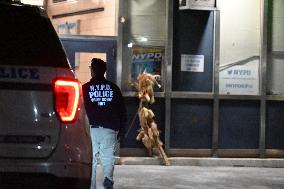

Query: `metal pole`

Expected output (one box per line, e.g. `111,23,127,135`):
116,0,126,88
259,0,268,158
165,0,173,151
212,10,220,157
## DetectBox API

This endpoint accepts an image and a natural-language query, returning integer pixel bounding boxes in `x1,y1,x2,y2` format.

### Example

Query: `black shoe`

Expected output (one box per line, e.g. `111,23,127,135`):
103,177,113,189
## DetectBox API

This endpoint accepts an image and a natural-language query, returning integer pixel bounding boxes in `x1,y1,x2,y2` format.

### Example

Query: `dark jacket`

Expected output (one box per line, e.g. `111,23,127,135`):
83,78,127,136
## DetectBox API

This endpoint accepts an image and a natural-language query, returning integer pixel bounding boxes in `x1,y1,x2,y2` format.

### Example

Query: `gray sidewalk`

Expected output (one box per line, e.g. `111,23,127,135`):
96,165,284,189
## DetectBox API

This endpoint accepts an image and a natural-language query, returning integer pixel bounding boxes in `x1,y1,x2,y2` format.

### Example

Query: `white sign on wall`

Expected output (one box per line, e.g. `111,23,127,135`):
181,54,204,72
219,64,259,95
179,0,215,10
21,0,44,6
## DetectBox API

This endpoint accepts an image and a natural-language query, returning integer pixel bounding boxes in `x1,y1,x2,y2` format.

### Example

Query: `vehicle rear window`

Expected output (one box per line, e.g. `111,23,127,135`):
0,5,69,68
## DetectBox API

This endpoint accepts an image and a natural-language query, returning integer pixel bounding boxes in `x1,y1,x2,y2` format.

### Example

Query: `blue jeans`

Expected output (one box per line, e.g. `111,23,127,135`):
90,127,117,189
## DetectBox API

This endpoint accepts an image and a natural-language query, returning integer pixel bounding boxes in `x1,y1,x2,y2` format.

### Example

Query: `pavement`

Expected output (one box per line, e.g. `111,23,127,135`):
95,164,284,189
93,157,284,189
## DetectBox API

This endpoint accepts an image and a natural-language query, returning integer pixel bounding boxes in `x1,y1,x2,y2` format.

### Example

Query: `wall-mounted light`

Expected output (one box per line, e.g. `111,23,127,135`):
139,37,148,42
120,16,126,23
127,42,133,48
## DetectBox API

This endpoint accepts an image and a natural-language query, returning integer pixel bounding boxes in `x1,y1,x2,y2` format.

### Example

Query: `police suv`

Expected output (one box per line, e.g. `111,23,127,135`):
0,1,92,188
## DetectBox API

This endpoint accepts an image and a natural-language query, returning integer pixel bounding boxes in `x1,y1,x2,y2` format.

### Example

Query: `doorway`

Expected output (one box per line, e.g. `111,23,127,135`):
60,35,117,83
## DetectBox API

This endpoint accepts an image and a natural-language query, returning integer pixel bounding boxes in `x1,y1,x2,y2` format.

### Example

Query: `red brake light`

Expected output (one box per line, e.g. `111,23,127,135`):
54,78,81,123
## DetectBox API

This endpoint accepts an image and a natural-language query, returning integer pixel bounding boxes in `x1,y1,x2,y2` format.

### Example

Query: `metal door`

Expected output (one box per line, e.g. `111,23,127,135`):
60,35,117,83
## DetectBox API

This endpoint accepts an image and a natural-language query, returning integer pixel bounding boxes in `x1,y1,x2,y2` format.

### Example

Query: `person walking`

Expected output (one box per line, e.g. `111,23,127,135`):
83,58,126,189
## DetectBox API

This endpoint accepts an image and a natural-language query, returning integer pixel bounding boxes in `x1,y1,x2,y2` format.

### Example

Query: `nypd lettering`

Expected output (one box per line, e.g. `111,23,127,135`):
0,66,39,80
227,69,251,76
89,84,113,106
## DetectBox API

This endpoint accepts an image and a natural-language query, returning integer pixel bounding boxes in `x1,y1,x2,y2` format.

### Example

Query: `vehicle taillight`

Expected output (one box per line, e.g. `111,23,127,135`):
53,78,81,123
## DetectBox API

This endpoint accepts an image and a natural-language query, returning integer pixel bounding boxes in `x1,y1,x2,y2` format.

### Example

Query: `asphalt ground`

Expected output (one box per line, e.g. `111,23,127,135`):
95,165,284,189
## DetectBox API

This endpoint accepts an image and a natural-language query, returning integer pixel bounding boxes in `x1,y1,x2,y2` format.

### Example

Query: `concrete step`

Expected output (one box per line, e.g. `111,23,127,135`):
115,157,284,168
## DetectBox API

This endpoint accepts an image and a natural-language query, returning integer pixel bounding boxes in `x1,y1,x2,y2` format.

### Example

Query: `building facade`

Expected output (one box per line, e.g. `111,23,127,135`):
46,0,284,158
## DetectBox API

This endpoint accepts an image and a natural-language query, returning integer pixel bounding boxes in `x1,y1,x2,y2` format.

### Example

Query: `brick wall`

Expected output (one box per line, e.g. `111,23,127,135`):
46,0,117,36
46,0,115,84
